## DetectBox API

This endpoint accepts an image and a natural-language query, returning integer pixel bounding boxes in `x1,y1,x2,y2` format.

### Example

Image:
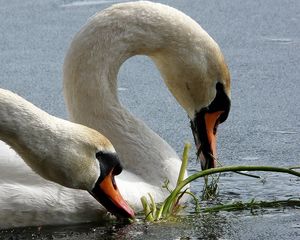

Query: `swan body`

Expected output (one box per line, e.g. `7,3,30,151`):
0,1,230,228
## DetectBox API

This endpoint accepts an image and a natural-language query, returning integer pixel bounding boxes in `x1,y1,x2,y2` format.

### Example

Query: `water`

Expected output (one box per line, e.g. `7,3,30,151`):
0,0,299,239
1,207,299,239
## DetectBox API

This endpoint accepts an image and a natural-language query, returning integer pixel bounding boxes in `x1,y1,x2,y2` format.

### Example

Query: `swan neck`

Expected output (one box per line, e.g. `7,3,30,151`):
64,6,176,124
0,90,74,187
0,89,100,190
63,2,227,124
0,89,52,154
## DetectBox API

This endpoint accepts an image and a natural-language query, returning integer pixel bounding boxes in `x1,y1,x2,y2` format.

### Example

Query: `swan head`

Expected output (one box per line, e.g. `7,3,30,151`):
190,82,231,169
152,29,231,170
18,119,135,219
61,125,135,219
89,149,135,219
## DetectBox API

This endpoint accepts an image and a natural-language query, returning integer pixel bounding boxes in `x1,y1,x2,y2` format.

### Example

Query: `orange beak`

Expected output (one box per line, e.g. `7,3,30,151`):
90,170,135,219
191,110,224,170
202,111,223,168
191,82,230,169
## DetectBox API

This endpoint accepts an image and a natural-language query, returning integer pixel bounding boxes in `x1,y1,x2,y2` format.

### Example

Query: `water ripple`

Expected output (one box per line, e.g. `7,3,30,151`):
61,0,127,8
272,130,298,134
263,37,295,44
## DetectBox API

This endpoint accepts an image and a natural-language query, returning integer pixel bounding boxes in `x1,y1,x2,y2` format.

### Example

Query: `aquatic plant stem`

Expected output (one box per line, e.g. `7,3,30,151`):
161,165,300,218
140,143,192,221
176,143,191,186
202,199,300,213
141,196,155,221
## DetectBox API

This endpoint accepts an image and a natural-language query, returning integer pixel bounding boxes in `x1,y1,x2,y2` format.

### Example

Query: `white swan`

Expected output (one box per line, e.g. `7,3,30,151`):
0,89,134,228
0,1,230,228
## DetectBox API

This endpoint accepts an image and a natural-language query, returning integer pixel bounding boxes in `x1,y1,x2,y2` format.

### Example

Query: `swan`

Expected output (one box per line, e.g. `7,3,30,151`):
0,89,134,228
0,1,230,228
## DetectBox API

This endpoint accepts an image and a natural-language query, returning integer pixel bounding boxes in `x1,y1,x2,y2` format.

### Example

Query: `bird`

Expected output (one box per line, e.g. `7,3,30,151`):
0,1,230,228
0,88,134,228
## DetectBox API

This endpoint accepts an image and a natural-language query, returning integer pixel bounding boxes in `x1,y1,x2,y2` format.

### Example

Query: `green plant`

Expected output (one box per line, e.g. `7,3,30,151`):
140,143,300,222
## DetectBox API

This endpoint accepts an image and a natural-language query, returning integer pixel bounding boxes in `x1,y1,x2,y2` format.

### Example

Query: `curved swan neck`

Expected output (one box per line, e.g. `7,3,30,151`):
64,2,192,183
64,1,229,121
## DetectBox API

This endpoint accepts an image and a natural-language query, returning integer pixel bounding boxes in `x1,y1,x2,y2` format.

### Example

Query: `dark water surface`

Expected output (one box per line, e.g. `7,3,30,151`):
1,209,299,239
1,0,299,239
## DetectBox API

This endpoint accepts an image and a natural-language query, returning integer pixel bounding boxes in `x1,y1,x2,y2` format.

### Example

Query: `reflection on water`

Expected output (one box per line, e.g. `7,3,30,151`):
1,170,299,240
1,207,299,239
0,212,233,240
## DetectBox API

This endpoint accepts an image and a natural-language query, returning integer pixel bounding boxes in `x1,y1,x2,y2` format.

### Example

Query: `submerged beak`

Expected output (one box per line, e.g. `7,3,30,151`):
191,111,224,170
90,170,135,219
